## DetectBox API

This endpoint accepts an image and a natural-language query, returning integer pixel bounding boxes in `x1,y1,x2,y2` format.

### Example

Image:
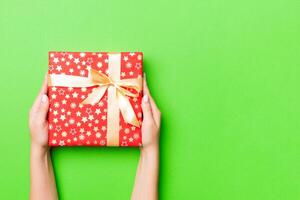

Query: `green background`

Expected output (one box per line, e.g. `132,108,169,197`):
0,0,299,199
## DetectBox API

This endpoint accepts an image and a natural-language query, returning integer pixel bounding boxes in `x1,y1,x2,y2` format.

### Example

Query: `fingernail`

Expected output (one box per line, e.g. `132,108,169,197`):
41,94,48,103
143,95,149,103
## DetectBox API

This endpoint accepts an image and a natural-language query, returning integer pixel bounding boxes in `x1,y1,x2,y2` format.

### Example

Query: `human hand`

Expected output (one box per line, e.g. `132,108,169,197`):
141,75,161,151
29,74,49,154
131,75,160,200
29,75,58,200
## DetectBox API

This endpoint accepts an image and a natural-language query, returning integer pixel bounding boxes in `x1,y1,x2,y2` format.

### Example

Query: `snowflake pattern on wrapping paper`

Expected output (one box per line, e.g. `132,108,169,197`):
48,52,143,147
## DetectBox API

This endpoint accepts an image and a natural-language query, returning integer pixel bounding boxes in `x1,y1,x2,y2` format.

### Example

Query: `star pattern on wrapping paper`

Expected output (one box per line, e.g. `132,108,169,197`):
48,52,143,146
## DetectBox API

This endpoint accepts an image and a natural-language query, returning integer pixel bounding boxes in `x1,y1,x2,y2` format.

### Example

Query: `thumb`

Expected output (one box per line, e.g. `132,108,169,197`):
37,94,49,119
141,95,153,122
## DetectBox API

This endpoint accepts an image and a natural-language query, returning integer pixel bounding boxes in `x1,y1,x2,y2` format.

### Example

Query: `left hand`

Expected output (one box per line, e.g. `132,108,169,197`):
28,74,50,153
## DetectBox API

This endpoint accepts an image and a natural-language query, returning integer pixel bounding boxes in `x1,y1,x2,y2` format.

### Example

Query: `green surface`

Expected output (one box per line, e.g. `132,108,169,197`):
0,0,300,199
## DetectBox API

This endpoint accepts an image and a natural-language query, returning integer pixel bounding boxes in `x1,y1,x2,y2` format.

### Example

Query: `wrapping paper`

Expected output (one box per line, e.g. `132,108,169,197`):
47,52,143,147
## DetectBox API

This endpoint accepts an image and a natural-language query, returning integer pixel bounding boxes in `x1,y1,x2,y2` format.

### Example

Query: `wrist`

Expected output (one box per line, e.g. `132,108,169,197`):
141,142,159,157
30,143,49,158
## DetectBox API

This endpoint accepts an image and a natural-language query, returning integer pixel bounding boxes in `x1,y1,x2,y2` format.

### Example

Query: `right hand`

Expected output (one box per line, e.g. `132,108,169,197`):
141,76,161,150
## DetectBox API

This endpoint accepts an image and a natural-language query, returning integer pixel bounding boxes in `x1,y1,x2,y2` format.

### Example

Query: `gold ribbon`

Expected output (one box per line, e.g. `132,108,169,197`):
48,53,142,146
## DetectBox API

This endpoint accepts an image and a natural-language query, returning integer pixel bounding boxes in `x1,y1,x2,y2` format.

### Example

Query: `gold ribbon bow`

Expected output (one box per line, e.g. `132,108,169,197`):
81,68,142,127
48,53,142,146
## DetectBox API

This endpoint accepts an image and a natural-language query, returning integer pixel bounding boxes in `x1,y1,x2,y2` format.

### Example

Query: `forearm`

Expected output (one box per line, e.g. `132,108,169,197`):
30,144,58,200
131,144,159,200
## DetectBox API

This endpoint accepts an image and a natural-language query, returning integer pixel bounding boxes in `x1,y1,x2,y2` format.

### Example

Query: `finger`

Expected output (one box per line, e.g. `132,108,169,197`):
147,93,159,117
143,76,161,125
143,73,151,96
141,94,154,123
31,74,48,113
148,96,161,125
39,73,48,95
36,94,49,120
143,74,158,110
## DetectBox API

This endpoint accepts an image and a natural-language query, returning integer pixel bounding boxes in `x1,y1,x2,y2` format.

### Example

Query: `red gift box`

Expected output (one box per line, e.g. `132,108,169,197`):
47,52,143,147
